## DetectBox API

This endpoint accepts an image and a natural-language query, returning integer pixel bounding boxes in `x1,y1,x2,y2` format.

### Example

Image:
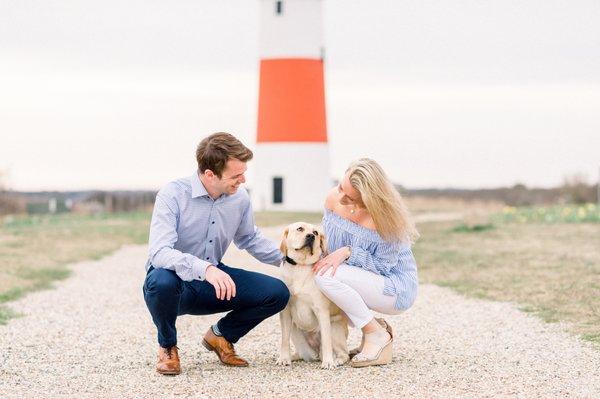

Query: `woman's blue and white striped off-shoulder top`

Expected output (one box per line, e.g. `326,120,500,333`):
322,208,418,310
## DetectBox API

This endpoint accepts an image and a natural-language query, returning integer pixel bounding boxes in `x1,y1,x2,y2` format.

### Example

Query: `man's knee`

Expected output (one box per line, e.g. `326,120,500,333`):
145,268,182,296
263,278,290,311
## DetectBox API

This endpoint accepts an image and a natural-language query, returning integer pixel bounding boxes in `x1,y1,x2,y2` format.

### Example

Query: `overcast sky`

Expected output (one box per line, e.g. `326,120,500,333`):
1,0,599,191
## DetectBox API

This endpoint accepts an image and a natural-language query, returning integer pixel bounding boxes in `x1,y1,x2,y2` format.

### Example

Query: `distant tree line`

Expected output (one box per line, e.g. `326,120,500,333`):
80,191,157,213
0,170,157,215
402,174,598,206
0,172,25,215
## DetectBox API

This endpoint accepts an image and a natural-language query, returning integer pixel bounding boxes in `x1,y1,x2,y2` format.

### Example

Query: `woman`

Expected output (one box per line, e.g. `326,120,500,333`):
313,158,419,368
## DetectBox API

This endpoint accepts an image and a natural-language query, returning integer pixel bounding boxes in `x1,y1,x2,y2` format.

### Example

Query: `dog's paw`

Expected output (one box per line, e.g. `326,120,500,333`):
291,352,302,362
320,359,337,369
276,355,292,366
334,354,349,366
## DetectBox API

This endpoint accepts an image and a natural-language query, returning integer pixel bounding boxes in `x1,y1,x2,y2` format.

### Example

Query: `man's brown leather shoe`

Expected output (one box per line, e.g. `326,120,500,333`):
156,345,181,375
202,328,249,367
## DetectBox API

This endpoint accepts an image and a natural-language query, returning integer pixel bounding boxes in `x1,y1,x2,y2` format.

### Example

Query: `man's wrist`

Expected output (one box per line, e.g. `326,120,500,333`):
202,263,217,280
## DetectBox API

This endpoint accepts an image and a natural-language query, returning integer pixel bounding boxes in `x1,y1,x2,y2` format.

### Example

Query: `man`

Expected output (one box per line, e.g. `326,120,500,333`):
143,132,289,375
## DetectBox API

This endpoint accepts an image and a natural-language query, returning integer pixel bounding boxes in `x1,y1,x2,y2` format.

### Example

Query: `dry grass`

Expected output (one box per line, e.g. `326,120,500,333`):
405,195,504,214
413,218,600,345
0,212,151,322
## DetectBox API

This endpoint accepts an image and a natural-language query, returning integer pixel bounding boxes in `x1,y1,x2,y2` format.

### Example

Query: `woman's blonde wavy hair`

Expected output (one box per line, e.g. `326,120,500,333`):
346,158,419,243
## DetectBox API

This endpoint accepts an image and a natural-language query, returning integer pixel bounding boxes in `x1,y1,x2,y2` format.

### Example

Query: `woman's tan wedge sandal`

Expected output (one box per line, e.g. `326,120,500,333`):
350,318,394,366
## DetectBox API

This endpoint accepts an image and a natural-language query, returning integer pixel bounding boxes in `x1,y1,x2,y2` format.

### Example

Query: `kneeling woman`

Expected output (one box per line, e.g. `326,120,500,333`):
313,158,419,368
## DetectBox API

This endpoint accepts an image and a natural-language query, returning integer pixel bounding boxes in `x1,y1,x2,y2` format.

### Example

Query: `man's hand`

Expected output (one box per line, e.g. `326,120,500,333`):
205,265,236,300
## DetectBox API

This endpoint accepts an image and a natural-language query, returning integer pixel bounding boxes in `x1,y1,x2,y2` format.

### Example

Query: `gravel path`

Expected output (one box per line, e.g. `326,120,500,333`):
1,226,599,399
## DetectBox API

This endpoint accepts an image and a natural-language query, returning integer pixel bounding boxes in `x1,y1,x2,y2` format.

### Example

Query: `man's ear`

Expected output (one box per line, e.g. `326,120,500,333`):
319,232,328,257
280,227,289,256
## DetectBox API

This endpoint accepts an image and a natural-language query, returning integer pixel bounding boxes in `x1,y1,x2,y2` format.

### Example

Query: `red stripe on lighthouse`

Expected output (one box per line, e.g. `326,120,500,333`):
257,58,327,143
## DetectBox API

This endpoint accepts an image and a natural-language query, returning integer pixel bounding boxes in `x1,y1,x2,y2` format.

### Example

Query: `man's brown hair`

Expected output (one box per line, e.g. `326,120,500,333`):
196,132,253,178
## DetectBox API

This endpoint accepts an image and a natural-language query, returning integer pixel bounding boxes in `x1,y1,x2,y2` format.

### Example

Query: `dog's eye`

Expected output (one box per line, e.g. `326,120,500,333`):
313,231,319,236
296,227,304,232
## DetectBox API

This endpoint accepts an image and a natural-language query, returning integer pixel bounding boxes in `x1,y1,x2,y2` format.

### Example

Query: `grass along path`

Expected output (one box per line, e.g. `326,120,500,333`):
0,212,151,323
413,219,600,346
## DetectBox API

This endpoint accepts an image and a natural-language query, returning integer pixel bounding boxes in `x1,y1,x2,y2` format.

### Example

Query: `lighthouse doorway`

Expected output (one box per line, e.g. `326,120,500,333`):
273,177,283,204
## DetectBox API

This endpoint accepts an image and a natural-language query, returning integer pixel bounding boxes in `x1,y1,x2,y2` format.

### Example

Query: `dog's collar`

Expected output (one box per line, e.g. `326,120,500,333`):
284,256,297,265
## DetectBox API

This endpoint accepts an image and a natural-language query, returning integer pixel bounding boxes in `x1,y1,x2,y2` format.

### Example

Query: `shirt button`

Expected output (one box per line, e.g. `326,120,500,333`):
206,257,210,260
209,240,213,243
211,221,215,224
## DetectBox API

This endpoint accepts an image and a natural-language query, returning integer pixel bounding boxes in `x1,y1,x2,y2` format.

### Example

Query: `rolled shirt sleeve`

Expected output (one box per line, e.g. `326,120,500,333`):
148,194,211,281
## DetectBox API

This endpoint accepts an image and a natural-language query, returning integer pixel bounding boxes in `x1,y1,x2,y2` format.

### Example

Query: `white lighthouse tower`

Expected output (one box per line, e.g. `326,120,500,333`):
252,0,332,212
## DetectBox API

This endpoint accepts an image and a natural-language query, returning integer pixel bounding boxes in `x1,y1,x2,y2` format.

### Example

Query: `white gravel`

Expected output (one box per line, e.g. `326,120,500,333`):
1,226,599,399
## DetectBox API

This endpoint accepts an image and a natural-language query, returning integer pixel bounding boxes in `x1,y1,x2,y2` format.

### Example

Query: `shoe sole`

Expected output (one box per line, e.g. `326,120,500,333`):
156,370,180,375
202,339,249,367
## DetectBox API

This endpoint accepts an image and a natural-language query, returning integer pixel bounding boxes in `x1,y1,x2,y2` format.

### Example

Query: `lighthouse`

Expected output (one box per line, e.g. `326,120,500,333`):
252,0,331,212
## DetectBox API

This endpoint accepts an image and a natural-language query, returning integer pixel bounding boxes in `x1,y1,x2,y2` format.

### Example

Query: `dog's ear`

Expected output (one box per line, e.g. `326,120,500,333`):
319,230,328,257
280,227,289,256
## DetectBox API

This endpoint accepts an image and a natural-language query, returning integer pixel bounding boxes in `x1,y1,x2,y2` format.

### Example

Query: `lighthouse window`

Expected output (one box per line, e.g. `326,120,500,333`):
273,177,283,204
275,1,283,15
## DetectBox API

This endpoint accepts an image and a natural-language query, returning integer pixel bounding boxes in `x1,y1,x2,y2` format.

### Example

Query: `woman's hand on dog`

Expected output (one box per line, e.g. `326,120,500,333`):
312,246,351,276
205,265,236,300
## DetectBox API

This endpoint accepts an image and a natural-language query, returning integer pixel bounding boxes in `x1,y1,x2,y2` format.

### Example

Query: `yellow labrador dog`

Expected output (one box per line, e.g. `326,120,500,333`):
276,222,349,369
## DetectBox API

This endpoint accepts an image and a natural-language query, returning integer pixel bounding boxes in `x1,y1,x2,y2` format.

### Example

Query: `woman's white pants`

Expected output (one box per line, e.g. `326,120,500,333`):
314,264,402,329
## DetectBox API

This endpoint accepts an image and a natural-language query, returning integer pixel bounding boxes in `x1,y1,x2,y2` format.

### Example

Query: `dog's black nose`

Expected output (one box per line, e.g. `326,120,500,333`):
305,233,315,242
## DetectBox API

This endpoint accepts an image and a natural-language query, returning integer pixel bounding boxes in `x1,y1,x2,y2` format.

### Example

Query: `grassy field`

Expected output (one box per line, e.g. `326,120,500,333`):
1,205,598,349
413,204,600,346
0,212,151,323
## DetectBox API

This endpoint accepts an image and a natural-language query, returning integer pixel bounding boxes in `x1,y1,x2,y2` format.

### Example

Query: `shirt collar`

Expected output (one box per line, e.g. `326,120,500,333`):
190,170,209,198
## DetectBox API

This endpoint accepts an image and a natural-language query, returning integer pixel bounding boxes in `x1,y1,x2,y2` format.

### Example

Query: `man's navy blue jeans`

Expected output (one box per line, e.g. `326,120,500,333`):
143,263,289,348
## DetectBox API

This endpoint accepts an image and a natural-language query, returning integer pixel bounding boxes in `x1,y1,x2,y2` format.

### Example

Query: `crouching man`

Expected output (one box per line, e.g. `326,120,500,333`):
143,132,289,375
